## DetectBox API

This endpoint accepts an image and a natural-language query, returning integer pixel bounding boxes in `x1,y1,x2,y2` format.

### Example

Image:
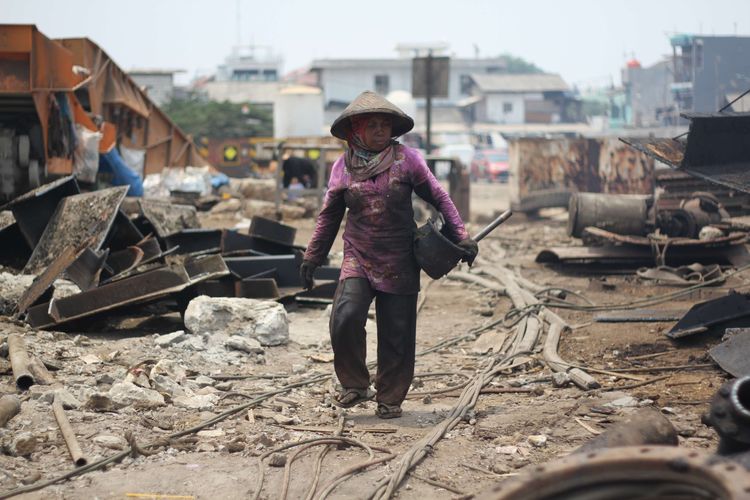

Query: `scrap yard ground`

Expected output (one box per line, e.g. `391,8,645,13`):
0,182,730,499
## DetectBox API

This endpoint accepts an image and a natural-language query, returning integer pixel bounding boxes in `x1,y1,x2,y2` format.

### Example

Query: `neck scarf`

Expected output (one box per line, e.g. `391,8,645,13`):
344,115,398,182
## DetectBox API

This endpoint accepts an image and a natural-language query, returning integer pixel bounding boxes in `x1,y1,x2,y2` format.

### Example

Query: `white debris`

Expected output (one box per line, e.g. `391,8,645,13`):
527,435,548,447
225,335,264,354
184,296,289,346
154,330,188,347
109,381,165,408
605,396,639,408
150,359,187,384
173,393,219,411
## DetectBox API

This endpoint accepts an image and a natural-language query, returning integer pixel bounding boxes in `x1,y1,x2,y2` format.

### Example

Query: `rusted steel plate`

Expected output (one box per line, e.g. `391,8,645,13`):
224,255,301,287
14,235,96,316
66,247,109,291
236,278,280,299
137,200,199,238
508,138,654,211
26,266,192,329
249,216,297,246
475,446,750,500
184,254,229,283
710,328,750,377
23,186,128,274
1,176,80,248
623,113,750,195
105,246,145,277
164,229,222,255
667,292,750,340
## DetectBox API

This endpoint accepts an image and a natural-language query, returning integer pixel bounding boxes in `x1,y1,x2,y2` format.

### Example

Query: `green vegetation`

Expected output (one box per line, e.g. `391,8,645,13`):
500,53,544,74
162,98,273,139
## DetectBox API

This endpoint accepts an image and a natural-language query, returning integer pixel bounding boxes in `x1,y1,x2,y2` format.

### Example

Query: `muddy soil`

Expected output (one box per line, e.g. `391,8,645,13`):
0,182,733,499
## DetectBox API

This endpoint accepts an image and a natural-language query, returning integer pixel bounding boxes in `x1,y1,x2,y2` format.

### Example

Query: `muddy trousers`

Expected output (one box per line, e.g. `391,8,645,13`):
329,278,418,407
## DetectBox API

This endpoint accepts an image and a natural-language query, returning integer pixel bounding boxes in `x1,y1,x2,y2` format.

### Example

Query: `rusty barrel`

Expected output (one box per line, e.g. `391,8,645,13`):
567,192,651,238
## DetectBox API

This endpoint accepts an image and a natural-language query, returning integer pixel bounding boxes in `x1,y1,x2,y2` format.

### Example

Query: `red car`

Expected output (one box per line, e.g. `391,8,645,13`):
470,149,509,182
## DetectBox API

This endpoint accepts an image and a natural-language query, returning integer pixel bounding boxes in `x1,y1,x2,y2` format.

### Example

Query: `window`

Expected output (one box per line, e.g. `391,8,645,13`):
460,74,473,95
374,74,389,95
503,102,513,114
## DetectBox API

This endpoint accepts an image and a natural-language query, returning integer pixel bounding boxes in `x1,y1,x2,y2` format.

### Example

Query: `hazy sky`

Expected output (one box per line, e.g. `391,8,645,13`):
4,0,750,89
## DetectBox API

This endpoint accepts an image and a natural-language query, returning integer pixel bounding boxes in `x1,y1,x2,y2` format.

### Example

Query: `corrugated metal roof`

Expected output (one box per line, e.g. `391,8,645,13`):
470,73,569,93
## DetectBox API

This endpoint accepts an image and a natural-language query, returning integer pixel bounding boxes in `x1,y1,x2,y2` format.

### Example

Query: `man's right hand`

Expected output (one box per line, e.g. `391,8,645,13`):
300,260,317,290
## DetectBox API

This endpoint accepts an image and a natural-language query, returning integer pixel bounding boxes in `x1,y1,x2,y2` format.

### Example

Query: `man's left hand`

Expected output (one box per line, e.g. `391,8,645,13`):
458,238,479,266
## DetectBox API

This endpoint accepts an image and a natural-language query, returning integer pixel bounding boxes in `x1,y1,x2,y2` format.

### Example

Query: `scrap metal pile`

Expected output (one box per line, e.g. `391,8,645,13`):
0,175,336,331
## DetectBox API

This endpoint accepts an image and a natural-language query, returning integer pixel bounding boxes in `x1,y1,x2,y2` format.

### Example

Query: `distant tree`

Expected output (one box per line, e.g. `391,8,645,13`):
162,97,273,139
500,53,544,74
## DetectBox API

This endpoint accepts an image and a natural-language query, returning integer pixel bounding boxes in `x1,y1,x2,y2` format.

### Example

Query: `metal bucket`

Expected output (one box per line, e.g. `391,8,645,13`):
413,219,466,279
567,192,652,238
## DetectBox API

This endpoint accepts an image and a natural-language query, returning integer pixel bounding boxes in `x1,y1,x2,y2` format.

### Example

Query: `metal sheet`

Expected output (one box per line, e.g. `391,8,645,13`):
224,255,301,287
15,235,96,315
2,176,80,248
184,254,230,283
23,186,128,274
66,247,109,291
249,216,297,246
236,278,280,299
102,211,145,252
709,328,750,377
594,309,686,323
26,266,192,329
508,137,654,212
622,113,750,195
667,292,750,339
220,230,290,256
0,222,31,268
164,229,222,255
138,200,199,238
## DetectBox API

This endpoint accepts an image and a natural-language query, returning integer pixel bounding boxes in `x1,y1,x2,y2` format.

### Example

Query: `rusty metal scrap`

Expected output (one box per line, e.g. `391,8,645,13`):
8,333,34,390
475,446,750,499
137,199,199,238
667,292,750,340
508,137,654,212
709,329,750,377
23,186,128,274
622,113,750,195
705,375,750,455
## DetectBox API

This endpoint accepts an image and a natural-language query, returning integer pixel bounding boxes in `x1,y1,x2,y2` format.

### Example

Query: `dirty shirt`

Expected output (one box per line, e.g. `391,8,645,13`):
304,145,469,295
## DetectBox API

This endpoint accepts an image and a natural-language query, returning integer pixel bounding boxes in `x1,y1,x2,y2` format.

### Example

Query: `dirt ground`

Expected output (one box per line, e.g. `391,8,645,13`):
0,182,735,499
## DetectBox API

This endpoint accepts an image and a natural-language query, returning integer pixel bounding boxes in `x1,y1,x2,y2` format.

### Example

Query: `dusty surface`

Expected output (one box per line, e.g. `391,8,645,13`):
0,182,738,499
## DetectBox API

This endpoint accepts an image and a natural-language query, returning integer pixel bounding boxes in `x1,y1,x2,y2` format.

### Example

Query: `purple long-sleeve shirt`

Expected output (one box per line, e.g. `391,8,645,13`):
304,145,469,295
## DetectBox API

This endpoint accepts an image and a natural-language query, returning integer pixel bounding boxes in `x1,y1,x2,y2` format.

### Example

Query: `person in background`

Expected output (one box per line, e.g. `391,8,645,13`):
299,91,478,419
287,176,304,201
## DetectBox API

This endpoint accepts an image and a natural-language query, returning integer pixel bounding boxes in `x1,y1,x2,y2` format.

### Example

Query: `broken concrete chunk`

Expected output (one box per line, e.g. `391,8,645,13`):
268,452,287,467
154,330,188,347
604,396,639,409
83,393,117,412
184,296,289,346
51,279,81,300
0,272,35,316
150,374,186,397
150,359,187,384
527,435,548,447
93,435,126,450
196,429,225,438
53,389,81,410
551,372,571,388
109,381,165,408
4,431,37,457
172,393,219,410
225,335,264,354
194,375,215,388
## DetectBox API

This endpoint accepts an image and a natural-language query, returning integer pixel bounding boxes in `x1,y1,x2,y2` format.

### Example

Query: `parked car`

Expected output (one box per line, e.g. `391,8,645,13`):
470,149,509,182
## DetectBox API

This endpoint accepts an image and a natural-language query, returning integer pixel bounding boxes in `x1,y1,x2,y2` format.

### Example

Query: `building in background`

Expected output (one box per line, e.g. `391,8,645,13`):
128,68,184,106
465,73,580,124
621,58,676,127
670,34,750,115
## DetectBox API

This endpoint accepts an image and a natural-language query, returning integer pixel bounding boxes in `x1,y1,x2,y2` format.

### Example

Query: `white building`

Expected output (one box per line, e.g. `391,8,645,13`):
129,69,184,106
310,56,508,124
467,73,571,124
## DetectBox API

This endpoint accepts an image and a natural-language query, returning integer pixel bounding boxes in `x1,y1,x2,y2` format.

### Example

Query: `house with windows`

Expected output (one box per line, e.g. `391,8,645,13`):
309,52,509,124
465,73,581,124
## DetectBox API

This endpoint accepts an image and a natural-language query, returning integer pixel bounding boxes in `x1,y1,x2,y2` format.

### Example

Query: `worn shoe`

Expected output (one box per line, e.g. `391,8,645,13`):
332,388,375,408
375,403,402,419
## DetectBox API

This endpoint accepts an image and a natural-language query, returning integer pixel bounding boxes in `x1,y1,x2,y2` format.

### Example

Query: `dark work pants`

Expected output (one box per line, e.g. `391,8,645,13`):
329,278,418,406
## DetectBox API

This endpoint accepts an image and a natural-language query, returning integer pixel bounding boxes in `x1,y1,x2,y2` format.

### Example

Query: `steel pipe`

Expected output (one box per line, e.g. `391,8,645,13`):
52,395,88,467
8,333,34,390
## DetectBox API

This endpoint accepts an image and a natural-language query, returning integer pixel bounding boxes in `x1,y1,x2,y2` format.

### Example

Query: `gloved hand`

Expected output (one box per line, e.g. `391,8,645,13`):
299,260,318,290
457,238,479,266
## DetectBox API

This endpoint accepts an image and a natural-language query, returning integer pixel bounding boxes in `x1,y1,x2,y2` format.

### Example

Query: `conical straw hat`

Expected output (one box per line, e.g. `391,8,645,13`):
330,91,414,140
